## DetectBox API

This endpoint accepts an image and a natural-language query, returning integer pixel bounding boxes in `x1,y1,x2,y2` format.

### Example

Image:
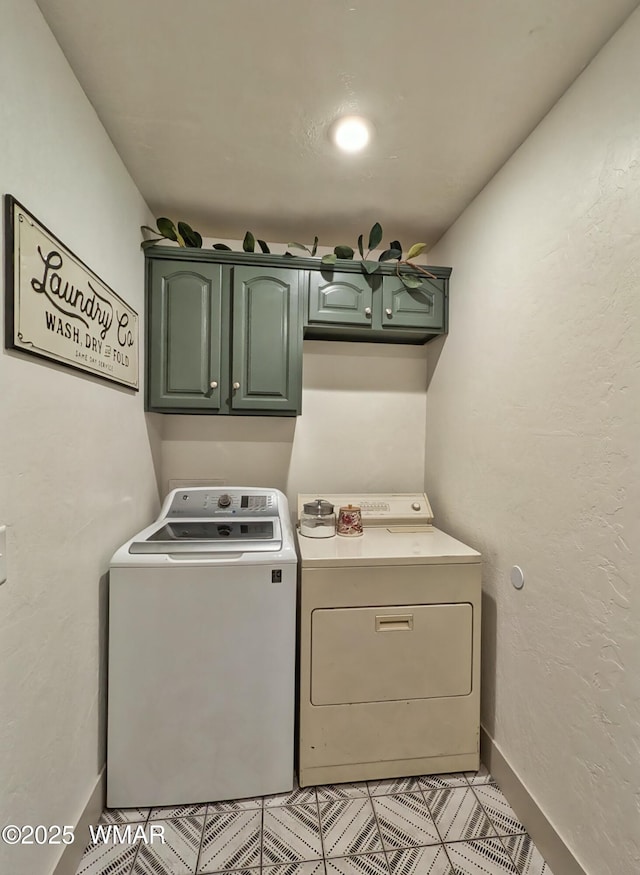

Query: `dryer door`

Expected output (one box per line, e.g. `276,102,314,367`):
311,603,472,705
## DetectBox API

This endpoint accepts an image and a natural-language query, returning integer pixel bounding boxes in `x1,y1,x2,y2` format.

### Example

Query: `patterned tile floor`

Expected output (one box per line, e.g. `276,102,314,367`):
75,767,554,875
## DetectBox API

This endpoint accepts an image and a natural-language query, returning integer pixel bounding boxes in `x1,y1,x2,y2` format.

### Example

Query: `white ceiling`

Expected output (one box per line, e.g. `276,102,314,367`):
36,0,638,250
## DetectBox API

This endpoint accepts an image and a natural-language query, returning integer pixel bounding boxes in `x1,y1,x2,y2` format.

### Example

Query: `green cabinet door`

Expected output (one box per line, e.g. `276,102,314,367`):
148,260,226,410
231,266,302,414
308,270,376,326
380,275,445,331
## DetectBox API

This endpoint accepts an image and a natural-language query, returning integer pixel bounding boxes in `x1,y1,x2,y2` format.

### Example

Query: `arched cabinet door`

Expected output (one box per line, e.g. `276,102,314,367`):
307,271,376,326
231,266,302,414
380,276,445,330
148,260,226,410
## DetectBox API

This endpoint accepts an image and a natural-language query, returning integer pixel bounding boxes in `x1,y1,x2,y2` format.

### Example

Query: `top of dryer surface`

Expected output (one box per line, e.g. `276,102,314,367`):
297,525,480,567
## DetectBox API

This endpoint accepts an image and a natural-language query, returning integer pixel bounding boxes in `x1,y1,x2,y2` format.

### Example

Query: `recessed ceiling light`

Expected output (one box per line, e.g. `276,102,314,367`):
331,116,372,153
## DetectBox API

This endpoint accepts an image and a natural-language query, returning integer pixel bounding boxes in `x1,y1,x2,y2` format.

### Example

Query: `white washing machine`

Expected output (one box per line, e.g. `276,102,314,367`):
297,492,481,788
107,487,297,808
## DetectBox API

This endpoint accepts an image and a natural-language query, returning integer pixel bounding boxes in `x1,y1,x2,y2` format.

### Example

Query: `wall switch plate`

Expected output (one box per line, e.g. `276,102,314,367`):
0,526,6,586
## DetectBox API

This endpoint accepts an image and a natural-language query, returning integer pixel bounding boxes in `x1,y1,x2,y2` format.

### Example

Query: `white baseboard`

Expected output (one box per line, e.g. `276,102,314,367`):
51,769,105,875
480,727,587,875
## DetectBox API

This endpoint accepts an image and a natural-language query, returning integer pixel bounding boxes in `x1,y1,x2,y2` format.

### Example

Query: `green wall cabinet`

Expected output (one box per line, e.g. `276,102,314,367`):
304,271,447,343
147,259,302,415
145,248,451,415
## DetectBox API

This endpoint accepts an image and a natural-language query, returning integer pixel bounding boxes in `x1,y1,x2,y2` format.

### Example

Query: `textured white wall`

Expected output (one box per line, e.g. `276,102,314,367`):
425,10,640,875
161,340,428,510
0,2,160,873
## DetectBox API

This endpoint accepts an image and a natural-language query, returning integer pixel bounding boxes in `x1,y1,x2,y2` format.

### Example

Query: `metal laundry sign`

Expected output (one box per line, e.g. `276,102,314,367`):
4,195,139,389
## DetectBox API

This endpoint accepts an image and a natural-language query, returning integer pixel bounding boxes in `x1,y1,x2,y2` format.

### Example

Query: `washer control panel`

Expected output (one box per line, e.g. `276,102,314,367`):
164,488,277,518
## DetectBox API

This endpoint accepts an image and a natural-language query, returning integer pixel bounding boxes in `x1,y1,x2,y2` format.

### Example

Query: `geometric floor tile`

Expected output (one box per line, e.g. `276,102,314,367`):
473,786,525,837
100,807,150,824
463,764,496,786
264,781,317,807
81,772,553,875
197,809,261,873
425,788,496,843
133,816,204,875
372,793,440,850
367,778,418,797
501,834,555,875
149,803,208,821
417,774,469,791
264,862,326,875
319,799,383,858
206,797,263,813
262,804,324,864
326,852,390,875
75,838,138,875
316,783,369,802
445,838,519,874
387,844,453,875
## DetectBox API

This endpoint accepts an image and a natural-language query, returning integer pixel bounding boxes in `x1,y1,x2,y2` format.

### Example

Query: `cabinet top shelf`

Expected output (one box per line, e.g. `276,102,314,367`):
144,245,452,279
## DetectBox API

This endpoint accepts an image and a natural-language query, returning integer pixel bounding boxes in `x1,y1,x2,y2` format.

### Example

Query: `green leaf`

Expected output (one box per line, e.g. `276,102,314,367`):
257,239,271,254
288,241,310,252
390,240,402,256
321,253,338,265
141,238,162,249
368,222,383,251
156,217,178,241
362,259,380,274
401,274,423,288
283,252,295,258
243,231,255,252
406,242,427,260
178,222,202,248
311,236,319,257
378,248,402,262
357,234,364,257
141,225,161,236
212,243,232,250
334,245,355,259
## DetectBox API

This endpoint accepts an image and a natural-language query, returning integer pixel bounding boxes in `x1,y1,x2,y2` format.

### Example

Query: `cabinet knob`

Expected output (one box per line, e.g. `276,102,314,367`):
385,308,392,317
210,380,218,389
232,381,240,390
364,307,372,317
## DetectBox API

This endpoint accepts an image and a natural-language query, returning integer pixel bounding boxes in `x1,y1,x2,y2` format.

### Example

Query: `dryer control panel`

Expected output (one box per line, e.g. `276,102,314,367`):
297,493,434,527
163,488,278,518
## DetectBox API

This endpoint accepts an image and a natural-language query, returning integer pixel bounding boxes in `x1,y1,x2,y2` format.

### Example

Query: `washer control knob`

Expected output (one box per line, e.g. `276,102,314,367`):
217,494,232,508
412,502,421,511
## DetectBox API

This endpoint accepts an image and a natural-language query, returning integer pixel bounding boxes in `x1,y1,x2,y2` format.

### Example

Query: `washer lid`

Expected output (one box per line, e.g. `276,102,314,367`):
128,518,282,554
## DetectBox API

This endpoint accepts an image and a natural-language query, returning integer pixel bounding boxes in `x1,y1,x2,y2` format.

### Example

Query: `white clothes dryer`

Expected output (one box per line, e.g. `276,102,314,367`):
107,487,297,808
296,493,481,787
